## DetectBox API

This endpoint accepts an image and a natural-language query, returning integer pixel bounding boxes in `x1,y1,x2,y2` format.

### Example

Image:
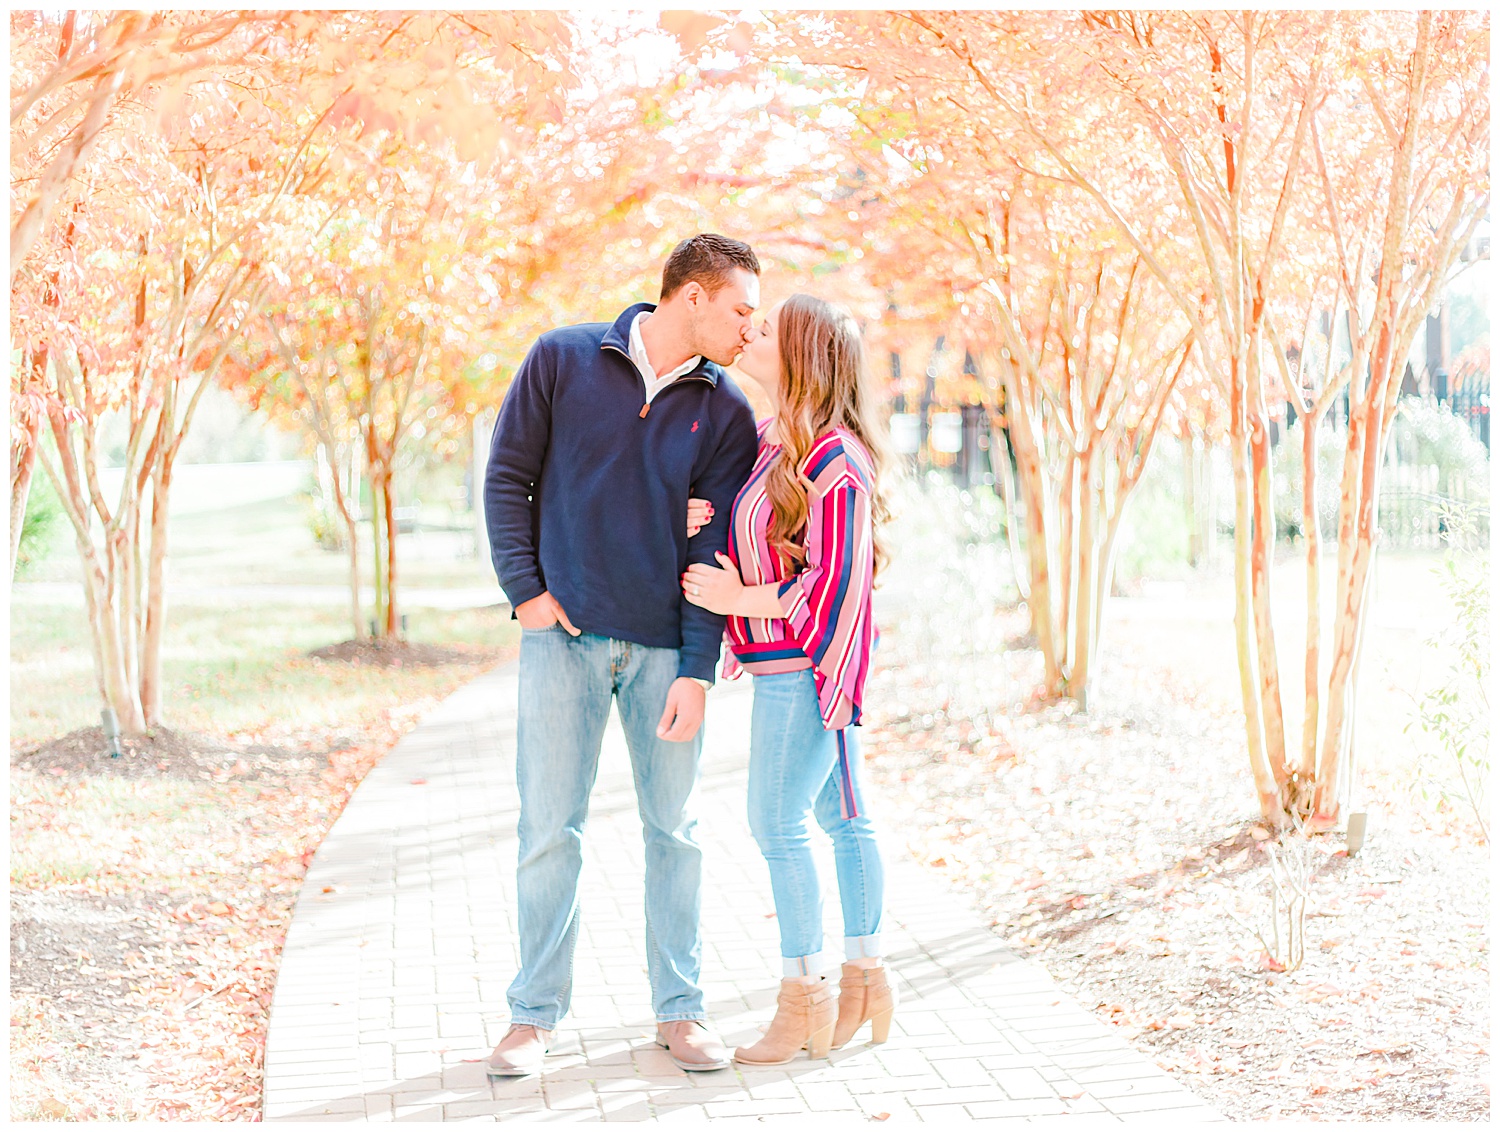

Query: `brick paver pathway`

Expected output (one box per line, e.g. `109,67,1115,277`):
263,663,1223,1122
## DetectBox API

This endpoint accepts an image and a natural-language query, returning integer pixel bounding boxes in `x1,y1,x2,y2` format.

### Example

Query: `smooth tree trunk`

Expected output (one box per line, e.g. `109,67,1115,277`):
1069,447,1099,710
1314,334,1394,821
1056,449,1076,679
1298,406,1322,784
11,411,42,577
364,427,401,640
328,450,364,642
43,402,146,731
990,414,1030,602
380,468,400,639
1246,348,1290,790
1090,487,1130,677
370,471,386,638
1229,405,1281,822
139,455,172,726
999,376,1063,689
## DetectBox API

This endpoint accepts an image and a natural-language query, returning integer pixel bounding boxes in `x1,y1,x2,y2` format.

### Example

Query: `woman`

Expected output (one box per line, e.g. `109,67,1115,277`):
682,293,894,1063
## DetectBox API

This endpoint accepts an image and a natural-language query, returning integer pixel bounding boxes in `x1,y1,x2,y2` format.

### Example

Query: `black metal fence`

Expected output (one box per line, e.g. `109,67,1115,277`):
1444,374,1490,450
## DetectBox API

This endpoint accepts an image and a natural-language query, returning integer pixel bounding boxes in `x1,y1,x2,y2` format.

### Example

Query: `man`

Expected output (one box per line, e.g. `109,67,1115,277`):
483,235,761,1076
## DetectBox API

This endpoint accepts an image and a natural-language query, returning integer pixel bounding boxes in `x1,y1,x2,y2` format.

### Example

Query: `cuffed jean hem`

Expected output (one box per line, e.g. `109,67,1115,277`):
780,949,835,978
507,1014,557,1032
655,1011,709,1024
846,934,882,961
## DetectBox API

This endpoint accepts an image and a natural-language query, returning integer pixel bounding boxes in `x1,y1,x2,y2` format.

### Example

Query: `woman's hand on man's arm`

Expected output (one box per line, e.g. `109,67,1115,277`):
682,553,783,618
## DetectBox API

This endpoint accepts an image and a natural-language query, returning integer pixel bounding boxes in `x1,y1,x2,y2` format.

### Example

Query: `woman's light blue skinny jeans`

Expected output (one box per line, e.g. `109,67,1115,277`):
748,668,884,977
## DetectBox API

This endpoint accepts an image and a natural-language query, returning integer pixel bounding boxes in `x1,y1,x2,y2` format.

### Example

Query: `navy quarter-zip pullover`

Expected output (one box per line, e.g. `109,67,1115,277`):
484,302,759,682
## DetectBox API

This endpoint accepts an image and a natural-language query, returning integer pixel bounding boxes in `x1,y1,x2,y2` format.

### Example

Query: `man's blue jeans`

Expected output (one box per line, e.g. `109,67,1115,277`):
507,626,706,1031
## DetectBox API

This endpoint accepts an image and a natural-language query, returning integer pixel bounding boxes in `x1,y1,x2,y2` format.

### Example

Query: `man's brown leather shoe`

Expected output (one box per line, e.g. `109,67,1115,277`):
655,1019,731,1071
486,1023,549,1077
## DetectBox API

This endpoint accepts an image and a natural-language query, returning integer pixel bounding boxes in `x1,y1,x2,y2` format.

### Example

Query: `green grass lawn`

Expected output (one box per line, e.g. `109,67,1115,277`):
12,487,514,745
10,600,517,746
19,493,499,592
161,496,498,591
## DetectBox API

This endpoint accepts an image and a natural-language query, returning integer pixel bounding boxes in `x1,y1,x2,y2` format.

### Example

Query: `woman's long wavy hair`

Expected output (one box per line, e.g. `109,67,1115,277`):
763,294,892,579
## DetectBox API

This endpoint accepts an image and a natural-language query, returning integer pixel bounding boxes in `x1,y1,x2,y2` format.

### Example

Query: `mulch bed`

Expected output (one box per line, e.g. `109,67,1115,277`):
10,889,186,1120
862,604,1490,1121
9,722,377,1120
306,638,489,668
9,652,505,1121
12,725,333,782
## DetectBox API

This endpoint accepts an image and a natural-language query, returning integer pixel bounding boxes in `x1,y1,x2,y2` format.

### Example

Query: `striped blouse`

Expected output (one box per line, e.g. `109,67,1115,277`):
722,422,878,731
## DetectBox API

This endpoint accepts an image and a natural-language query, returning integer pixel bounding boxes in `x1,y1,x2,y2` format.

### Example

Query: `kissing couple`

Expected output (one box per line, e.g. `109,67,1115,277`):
482,233,895,1075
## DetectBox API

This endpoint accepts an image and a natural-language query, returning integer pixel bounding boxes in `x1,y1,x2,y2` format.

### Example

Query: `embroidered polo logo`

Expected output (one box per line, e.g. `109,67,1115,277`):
691,420,700,432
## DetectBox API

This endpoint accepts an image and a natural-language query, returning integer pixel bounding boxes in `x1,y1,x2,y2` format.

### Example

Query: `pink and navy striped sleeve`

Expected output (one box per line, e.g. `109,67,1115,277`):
776,434,877,731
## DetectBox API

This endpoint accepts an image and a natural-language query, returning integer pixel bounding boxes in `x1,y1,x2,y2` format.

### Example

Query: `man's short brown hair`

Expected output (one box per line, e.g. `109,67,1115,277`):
660,234,761,301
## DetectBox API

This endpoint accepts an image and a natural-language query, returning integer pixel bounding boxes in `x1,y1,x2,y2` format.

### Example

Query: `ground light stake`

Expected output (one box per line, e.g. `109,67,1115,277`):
1346,812,1368,857
101,707,122,759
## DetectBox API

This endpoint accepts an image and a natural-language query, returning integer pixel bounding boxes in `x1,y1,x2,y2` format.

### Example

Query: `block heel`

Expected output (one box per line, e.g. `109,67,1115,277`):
806,1020,835,1059
832,962,898,1049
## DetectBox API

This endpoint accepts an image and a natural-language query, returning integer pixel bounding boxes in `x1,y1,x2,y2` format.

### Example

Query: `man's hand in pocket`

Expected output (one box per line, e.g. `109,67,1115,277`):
515,592,581,635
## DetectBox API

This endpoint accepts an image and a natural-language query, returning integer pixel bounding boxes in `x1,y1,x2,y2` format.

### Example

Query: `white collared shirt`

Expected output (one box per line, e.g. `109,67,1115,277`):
629,312,701,403
629,312,713,692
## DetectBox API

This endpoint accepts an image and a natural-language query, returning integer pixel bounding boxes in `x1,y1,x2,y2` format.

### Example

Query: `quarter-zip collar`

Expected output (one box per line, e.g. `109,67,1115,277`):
600,302,721,388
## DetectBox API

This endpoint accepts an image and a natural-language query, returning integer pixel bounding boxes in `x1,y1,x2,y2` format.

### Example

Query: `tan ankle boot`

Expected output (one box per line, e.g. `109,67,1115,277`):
733,978,836,1065
832,963,896,1049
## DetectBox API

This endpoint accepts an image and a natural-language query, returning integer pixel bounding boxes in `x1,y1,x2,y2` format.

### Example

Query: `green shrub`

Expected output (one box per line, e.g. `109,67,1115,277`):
14,472,64,574
301,478,347,552
1406,520,1489,839
1389,397,1489,499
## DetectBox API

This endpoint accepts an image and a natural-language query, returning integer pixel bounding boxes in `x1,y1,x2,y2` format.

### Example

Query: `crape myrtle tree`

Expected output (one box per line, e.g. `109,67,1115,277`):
229,11,587,643
965,196,1201,710
10,10,578,732
237,128,624,643
9,10,292,576
753,9,1487,824
870,9,1330,822
755,11,1206,709
1284,11,1488,823
1055,12,1329,819
1054,10,1488,825
255,136,502,645
12,76,298,732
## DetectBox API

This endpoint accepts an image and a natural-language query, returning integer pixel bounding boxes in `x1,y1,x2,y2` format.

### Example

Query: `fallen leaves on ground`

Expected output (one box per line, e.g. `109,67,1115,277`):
10,662,501,1121
862,587,1489,1122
